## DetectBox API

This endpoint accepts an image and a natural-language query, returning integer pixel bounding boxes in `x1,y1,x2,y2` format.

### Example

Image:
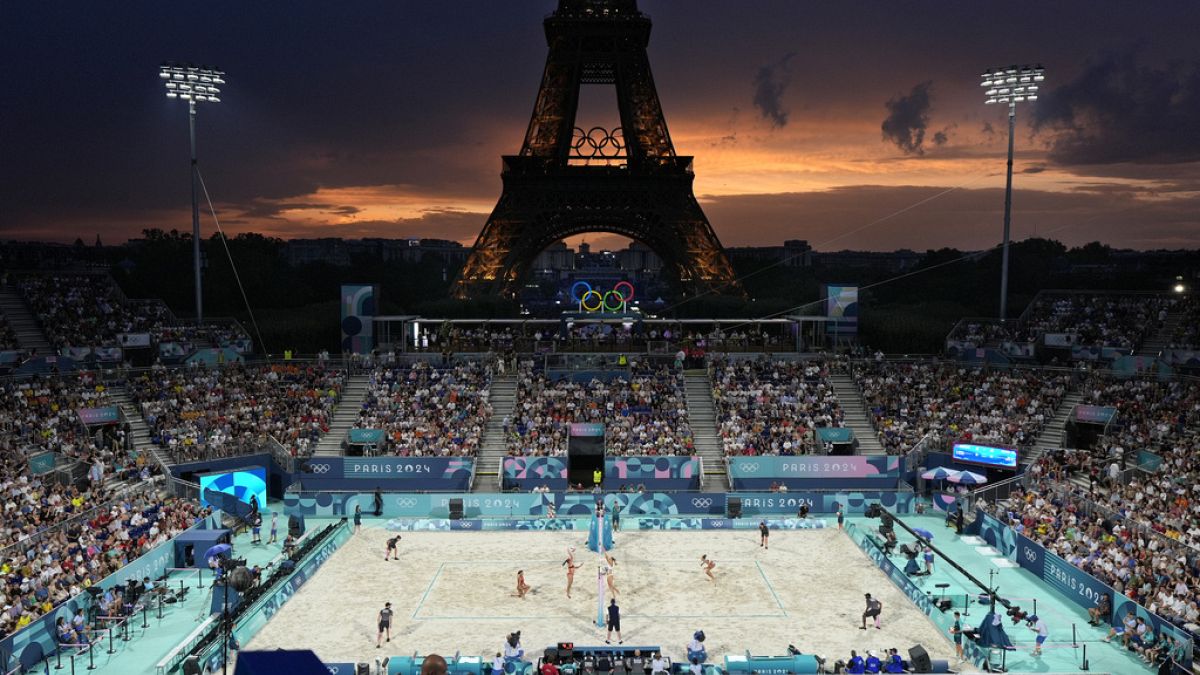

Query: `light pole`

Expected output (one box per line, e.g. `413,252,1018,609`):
981,64,1044,323
160,63,225,325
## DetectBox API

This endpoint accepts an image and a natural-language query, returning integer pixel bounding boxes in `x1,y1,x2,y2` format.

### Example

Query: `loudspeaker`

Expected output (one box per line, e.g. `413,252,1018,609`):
449,498,464,520
727,497,741,519
183,544,195,568
908,645,932,673
182,656,201,675
288,514,303,537
544,648,559,664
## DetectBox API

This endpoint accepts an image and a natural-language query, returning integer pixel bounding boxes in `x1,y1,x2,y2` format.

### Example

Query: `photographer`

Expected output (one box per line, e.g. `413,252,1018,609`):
503,631,524,664
1088,593,1111,626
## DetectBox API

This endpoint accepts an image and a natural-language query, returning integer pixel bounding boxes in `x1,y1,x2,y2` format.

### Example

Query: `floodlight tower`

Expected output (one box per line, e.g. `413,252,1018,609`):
160,63,224,324
981,64,1044,323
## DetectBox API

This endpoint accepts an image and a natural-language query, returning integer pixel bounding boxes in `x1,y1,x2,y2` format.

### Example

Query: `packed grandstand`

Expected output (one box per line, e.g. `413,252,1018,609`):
0,268,1198,675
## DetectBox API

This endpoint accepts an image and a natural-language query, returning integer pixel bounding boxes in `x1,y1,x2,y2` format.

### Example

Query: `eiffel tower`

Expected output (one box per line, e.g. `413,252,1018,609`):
453,0,741,299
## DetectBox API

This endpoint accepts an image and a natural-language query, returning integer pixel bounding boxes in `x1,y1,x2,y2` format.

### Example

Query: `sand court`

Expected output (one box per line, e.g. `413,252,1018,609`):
247,524,971,670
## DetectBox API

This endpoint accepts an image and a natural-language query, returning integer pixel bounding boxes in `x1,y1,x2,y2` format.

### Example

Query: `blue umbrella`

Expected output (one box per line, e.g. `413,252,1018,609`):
203,544,232,561
913,528,935,541
948,470,987,485
921,467,961,481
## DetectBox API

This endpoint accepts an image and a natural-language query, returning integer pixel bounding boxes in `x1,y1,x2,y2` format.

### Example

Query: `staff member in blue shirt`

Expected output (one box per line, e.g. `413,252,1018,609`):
845,650,865,674
864,651,882,673
884,649,905,673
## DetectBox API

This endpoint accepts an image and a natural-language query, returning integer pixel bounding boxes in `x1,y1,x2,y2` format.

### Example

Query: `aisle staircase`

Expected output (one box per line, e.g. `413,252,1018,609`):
108,388,172,471
0,286,52,354
313,374,370,456
829,373,885,453
684,370,727,491
1023,388,1083,466
1138,308,1185,359
473,372,517,491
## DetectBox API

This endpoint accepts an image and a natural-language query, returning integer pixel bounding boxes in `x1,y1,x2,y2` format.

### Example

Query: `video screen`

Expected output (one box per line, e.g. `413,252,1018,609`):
198,466,268,509
952,443,1018,470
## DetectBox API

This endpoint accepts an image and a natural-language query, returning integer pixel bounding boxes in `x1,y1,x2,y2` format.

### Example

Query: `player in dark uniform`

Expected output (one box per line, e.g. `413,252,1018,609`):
384,535,401,561
376,602,393,647
759,521,769,549
861,593,882,629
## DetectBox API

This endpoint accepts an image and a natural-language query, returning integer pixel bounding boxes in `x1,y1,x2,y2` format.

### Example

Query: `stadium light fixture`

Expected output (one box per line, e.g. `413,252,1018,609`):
981,64,1044,324
160,62,225,324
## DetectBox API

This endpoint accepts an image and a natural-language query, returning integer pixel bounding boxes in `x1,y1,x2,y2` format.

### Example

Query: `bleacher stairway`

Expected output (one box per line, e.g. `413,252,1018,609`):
474,372,517,491
0,286,52,354
829,373,885,453
314,374,369,456
1139,308,1185,359
1023,388,1083,467
684,370,727,491
109,388,173,470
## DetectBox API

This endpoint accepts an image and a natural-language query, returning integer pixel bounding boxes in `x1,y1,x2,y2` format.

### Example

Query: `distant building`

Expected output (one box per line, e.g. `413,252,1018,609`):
813,249,921,272
534,241,575,272
727,239,813,268
281,238,469,267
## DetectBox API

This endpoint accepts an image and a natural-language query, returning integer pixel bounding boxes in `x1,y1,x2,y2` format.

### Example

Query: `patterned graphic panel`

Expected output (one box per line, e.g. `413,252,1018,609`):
198,466,267,509
340,284,378,355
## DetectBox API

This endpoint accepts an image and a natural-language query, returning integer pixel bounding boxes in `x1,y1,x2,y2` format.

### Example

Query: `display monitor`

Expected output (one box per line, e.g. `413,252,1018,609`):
197,466,267,510
952,443,1018,470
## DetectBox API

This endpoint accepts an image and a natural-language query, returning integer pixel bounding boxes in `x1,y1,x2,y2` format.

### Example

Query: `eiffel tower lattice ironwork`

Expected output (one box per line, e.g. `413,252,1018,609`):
453,0,741,299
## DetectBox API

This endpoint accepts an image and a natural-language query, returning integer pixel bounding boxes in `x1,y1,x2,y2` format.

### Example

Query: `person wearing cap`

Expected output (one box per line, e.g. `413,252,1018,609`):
864,651,882,673
884,649,904,673
1029,614,1048,656
376,601,393,648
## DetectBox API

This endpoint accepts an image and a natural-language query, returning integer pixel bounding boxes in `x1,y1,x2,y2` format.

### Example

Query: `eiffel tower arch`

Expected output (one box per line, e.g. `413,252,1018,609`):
454,0,741,299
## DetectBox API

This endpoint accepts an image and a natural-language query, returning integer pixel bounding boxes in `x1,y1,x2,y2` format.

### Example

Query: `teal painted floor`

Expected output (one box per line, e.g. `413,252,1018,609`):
58,510,311,675
850,514,1155,674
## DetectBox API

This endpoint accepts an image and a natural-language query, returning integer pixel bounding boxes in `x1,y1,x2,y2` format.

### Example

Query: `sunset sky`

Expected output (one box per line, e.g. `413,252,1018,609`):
3,1,1199,251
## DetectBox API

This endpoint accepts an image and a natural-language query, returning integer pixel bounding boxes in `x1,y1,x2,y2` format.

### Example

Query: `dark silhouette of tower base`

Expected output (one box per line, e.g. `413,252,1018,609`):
455,0,740,299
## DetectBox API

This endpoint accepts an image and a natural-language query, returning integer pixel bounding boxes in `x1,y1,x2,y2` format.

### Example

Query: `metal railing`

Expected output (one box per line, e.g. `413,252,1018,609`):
0,475,167,563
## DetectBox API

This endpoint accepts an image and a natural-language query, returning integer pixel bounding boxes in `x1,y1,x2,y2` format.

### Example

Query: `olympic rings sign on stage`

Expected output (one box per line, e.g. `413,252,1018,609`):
310,463,332,474
570,281,635,313
691,498,713,508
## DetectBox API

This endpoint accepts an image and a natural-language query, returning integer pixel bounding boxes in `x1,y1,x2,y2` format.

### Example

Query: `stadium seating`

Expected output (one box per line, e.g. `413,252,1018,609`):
851,361,1070,454
506,361,692,456
127,363,345,462
711,358,845,456
354,362,493,456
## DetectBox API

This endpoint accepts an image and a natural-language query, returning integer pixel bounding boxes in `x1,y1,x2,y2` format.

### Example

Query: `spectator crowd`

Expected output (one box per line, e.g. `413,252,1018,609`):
354,362,493,457
853,361,1071,454
711,358,844,456
506,361,692,457
128,363,345,461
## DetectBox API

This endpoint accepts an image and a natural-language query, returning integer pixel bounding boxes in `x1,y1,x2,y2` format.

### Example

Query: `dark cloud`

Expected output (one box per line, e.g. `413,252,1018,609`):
701,185,1200,251
933,131,948,146
751,53,796,128
1034,49,1200,165
1022,164,1047,174
881,82,934,155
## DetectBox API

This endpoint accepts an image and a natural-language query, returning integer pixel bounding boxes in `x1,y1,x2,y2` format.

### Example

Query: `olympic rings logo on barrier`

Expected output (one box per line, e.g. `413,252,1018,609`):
311,463,331,474
396,498,418,508
1023,546,1039,564
691,498,713,508
708,520,724,528
737,463,760,473
570,281,635,313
